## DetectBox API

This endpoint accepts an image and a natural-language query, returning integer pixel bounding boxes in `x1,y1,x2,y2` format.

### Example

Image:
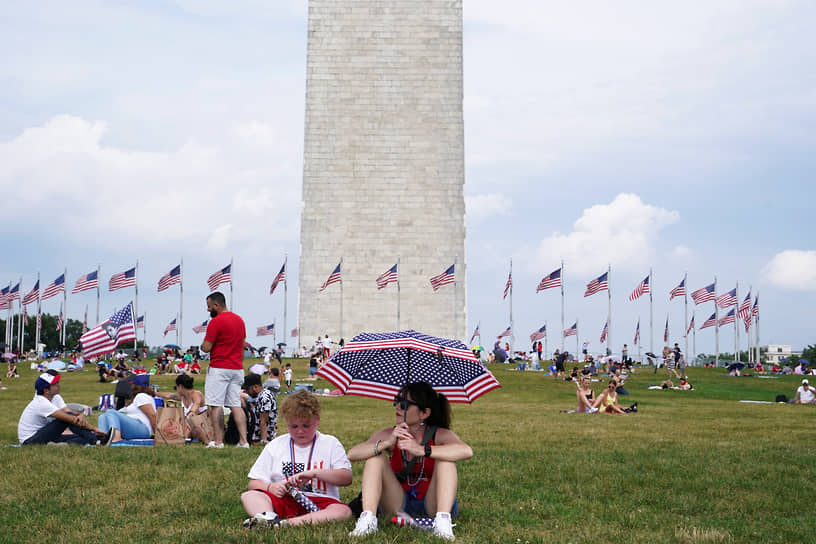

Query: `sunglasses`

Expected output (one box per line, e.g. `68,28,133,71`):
393,397,419,410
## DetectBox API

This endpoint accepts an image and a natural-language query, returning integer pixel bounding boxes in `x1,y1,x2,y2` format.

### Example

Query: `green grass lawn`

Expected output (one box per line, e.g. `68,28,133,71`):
0,359,813,543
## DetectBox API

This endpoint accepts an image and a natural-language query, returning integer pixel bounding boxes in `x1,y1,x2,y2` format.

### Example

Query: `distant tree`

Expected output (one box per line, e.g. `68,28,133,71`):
801,344,816,366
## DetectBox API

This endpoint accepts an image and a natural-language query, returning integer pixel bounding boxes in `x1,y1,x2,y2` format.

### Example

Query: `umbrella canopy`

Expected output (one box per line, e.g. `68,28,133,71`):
315,330,501,403
163,344,181,349
2,353,16,360
799,359,810,365
727,362,746,371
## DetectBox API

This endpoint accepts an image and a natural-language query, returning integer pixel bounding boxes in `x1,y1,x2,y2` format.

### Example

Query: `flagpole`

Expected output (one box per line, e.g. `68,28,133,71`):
692,308,697,365
755,290,760,366
396,255,401,331
134,261,139,351
283,254,288,353
62,267,67,348
734,281,740,362
339,257,343,341
96,264,101,325
575,317,579,359
35,271,41,351
544,320,548,365
714,276,719,367
17,277,23,352
683,271,688,365
453,255,458,341
746,284,752,364
4,281,9,349
230,256,234,311
649,268,654,357
179,257,184,349
560,260,565,353
509,259,514,355
637,318,641,364
607,264,612,356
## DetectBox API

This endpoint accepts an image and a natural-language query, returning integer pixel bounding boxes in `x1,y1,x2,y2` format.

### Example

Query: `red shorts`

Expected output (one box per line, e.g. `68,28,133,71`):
254,490,343,518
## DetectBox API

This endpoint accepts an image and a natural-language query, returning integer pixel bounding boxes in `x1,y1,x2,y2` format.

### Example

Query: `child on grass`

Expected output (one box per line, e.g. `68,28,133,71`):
240,390,352,529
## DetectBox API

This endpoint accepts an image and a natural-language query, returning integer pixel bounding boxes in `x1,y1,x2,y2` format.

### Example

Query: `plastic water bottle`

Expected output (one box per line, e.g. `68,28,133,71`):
288,486,319,513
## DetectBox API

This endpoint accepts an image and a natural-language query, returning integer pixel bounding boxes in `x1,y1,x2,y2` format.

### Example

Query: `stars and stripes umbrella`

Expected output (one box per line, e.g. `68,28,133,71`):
315,330,501,403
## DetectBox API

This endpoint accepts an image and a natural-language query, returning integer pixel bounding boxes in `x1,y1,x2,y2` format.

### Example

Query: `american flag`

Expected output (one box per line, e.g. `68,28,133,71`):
530,325,547,342
663,316,669,342
82,305,88,334
270,263,286,295
715,288,737,308
22,280,39,306
737,291,752,319
7,282,20,301
56,306,64,331
0,286,8,309
718,309,736,326
164,318,177,337
564,322,578,337
634,320,640,344
752,295,759,317
207,264,232,291
628,275,650,301
686,316,695,335
79,302,137,358
72,271,98,294
109,267,136,291
41,274,65,300
192,319,208,334
503,271,512,300
469,325,480,344
691,283,716,305
291,328,298,338
376,264,398,290
669,278,686,300
600,321,608,343
430,265,455,291
158,265,181,292
743,313,751,333
136,315,145,329
257,323,275,336
700,312,717,329
497,327,511,339
584,272,608,297
319,262,342,292
536,268,562,292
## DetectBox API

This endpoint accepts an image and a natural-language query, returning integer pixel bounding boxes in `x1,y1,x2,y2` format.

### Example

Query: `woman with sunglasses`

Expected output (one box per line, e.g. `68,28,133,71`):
592,379,627,414
347,381,472,540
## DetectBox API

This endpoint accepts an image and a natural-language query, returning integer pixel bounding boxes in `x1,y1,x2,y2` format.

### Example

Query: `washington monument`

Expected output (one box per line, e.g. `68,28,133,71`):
299,0,466,345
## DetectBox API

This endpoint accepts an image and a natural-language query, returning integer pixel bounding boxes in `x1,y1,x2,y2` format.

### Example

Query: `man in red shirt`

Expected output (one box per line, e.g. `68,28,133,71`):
201,291,249,448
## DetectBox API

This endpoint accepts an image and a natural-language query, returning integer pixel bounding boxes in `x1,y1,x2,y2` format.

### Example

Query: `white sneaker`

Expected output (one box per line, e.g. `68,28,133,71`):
433,512,455,541
242,511,280,529
236,442,250,449
349,510,378,537
205,441,224,449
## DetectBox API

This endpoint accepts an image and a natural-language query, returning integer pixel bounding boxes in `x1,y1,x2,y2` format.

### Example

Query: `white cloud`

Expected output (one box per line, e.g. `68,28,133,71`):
669,245,693,259
762,250,816,291
0,115,301,255
465,193,512,224
534,193,679,275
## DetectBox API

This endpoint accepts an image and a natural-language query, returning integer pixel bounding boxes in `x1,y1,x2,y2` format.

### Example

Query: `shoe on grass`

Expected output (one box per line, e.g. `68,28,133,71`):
205,441,224,449
243,511,281,529
236,442,250,448
432,512,455,541
349,510,378,537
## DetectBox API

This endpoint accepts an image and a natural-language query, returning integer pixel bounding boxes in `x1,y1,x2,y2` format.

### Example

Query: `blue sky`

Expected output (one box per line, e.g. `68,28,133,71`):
1,1,814,356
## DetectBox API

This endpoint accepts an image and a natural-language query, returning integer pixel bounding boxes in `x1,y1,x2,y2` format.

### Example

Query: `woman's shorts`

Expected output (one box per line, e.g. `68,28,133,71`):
401,492,459,518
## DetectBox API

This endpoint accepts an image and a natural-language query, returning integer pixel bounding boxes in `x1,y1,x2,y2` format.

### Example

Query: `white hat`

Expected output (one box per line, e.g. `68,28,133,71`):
803,379,809,385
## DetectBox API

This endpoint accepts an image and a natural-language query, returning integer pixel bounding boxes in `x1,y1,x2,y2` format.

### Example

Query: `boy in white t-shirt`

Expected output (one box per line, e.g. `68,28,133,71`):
283,364,293,392
240,390,352,529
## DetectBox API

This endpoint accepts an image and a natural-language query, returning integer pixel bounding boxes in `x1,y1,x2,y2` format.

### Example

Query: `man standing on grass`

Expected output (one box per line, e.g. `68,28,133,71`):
18,372,108,445
202,291,249,449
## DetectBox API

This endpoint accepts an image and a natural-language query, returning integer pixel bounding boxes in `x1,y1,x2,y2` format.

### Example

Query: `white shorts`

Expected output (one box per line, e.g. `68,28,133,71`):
205,367,243,407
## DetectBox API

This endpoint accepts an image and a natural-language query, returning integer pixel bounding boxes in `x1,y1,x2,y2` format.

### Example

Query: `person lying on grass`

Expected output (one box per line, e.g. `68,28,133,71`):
97,374,157,443
347,381,472,541
240,390,352,529
592,379,637,414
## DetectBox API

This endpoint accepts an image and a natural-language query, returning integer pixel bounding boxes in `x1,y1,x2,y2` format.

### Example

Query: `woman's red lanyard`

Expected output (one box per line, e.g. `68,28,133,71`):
290,435,317,484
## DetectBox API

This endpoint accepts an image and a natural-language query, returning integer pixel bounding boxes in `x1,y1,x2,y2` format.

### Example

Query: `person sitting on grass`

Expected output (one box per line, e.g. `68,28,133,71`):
157,374,208,440
347,381,472,540
576,376,597,413
240,390,352,529
794,379,816,405
18,372,107,445
6,360,19,379
97,374,157,444
592,379,637,414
